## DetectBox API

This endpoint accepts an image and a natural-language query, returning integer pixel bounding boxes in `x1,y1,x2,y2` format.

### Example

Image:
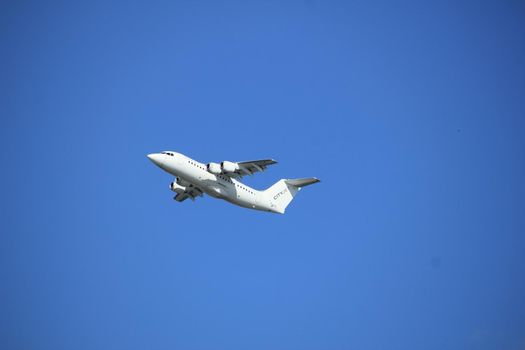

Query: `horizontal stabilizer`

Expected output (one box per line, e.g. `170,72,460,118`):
285,177,320,188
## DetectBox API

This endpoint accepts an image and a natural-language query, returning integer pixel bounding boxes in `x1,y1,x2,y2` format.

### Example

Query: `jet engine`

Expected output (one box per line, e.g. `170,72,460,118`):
207,162,222,174
169,181,186,194
221,161,239,174
176,177,190,187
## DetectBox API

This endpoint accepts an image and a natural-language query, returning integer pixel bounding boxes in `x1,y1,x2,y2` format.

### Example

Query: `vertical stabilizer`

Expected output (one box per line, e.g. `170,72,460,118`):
264,177,320,214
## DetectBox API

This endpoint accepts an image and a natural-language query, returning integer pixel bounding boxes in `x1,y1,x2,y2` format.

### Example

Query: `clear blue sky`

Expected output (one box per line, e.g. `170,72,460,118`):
1,1,524,349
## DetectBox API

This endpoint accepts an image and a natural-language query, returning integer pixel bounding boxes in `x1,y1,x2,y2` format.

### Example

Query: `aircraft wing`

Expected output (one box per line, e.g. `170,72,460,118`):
174,186,204,202
227,159,277,178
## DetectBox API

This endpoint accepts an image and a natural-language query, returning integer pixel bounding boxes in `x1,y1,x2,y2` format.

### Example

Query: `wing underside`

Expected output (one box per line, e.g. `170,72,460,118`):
174,186,204,202
227,159,277,178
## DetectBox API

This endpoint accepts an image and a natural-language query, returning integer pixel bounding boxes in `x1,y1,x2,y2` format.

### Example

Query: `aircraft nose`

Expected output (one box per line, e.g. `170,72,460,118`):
147,153,162,165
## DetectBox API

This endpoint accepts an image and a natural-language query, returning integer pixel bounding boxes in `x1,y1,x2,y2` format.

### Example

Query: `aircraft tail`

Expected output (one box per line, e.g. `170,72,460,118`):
264,177,320,214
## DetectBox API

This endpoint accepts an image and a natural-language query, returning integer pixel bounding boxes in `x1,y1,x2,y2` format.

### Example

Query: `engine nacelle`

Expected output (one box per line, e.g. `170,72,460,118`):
207,162,222,175
221,161,239,173
176,177,190,187
169,181,186,194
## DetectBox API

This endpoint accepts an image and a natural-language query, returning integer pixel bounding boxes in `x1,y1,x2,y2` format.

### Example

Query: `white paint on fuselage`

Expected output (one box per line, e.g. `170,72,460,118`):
148,151,274,212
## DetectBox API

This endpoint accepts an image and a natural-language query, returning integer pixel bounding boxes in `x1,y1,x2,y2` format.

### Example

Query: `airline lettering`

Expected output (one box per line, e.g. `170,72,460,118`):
274,188,288,200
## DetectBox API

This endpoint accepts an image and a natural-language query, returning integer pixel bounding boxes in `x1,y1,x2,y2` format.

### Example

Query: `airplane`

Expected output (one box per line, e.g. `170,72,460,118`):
147,151,320,214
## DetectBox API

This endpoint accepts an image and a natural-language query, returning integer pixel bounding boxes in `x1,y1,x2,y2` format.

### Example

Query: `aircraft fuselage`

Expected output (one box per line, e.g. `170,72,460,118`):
148,151,275,212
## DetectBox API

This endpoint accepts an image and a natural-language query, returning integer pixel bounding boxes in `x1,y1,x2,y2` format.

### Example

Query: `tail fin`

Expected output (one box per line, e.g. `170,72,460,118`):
264,177,320,214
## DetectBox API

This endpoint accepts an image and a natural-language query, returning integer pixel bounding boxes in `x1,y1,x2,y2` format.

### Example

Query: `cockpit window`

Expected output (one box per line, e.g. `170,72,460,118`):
161,152,174,156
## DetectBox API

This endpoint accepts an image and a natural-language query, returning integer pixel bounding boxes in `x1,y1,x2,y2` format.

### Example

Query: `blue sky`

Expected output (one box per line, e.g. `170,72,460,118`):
1,1,524,349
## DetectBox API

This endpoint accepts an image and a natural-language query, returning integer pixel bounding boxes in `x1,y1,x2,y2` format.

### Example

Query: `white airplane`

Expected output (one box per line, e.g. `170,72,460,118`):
147,151,320,214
